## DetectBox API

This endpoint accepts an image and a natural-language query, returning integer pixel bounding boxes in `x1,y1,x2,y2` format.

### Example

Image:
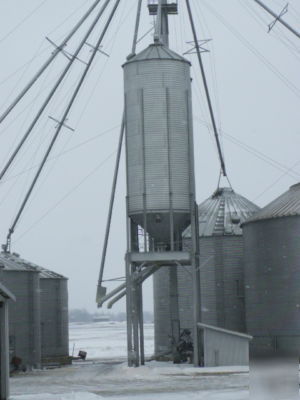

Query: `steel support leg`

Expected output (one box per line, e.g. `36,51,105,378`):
138,283,145,365
191,202,201,367
125,256,133,367
192,255,200,366
132,266,140,367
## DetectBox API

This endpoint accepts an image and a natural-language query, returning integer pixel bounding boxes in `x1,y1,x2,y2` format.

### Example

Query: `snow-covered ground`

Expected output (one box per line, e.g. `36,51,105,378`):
10,322,249,400
69,321,154,360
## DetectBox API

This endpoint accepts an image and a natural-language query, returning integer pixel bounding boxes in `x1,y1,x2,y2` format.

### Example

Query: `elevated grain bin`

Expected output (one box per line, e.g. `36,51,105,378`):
0,252,41,369
243,183,300,356
153,187,259,356
123,43,195,248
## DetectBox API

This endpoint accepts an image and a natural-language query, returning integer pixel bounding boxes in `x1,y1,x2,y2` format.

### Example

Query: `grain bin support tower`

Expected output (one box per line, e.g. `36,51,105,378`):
96,0,226,367
123,0,200,367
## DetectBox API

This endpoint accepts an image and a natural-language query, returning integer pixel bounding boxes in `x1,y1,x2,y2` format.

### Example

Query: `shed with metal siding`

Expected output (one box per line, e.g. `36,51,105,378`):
153,187,259,357
0,253,41,369
243,183,300,356
197,323,252,367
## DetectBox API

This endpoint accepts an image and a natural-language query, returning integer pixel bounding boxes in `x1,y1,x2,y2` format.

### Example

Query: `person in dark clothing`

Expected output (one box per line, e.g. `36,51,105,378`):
174,329,193,363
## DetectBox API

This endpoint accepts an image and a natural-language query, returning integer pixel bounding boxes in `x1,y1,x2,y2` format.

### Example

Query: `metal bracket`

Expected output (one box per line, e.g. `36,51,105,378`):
184,39,212,55
48,116,75,132
85,42,110,57
46,37,87,65
268,3,289,32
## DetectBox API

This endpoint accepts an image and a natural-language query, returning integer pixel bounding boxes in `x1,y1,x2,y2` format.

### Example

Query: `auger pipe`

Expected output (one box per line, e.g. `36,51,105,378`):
106,265,161,308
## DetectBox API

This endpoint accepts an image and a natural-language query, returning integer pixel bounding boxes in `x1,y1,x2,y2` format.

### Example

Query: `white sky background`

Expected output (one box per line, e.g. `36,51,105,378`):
0,0,299,313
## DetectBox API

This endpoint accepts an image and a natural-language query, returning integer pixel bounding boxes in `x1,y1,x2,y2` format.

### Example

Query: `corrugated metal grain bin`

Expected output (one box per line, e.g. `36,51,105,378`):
0,252,69,367
243,183,300,356
39,268,69,365
0,252,41,369
153,187,259,356
123,43,195,246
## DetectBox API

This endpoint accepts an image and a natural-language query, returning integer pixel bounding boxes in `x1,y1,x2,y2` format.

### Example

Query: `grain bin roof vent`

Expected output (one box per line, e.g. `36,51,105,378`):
243,182,300,225
184,187,260,238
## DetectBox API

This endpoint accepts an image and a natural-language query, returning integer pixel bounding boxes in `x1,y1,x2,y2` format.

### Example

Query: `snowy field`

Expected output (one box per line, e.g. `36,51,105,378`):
10,321,249,400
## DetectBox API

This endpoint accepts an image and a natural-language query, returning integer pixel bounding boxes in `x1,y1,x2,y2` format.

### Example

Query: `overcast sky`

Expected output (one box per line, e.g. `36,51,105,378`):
0,0,299,313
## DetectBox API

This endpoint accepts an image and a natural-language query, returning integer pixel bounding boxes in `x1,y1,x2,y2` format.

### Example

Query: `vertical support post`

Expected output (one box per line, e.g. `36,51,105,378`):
125,194,134,367
138,283,145,365
0,302,10,400
191,201,201,366
161,0,170,47
132,266,140,367
125,254,133,367
186,88,201,367
169,266,180,345
154,0,163,42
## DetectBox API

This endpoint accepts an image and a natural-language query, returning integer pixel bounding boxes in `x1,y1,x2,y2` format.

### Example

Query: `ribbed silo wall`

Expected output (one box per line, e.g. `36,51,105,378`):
1,270,41,368
153,236,246,355
153,266,180,356
124,56,194,243
243,216,300,355
40,278,69,364
179,236,246,332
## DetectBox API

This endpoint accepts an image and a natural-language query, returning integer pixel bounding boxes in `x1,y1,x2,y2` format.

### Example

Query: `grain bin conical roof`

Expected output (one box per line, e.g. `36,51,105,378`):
243,182,300,224
184,187,260,237
124,43,190,65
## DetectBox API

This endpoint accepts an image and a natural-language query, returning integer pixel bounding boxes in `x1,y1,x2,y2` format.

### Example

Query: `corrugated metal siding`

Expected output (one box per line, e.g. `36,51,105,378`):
0,270,41,368
153,267,172,354
178,236,246,332
124,46,193,242
153,235,247,356
244,216,300,353
40,278,69,362
203,328,249,367
0,252,68,365
244,183,300,223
